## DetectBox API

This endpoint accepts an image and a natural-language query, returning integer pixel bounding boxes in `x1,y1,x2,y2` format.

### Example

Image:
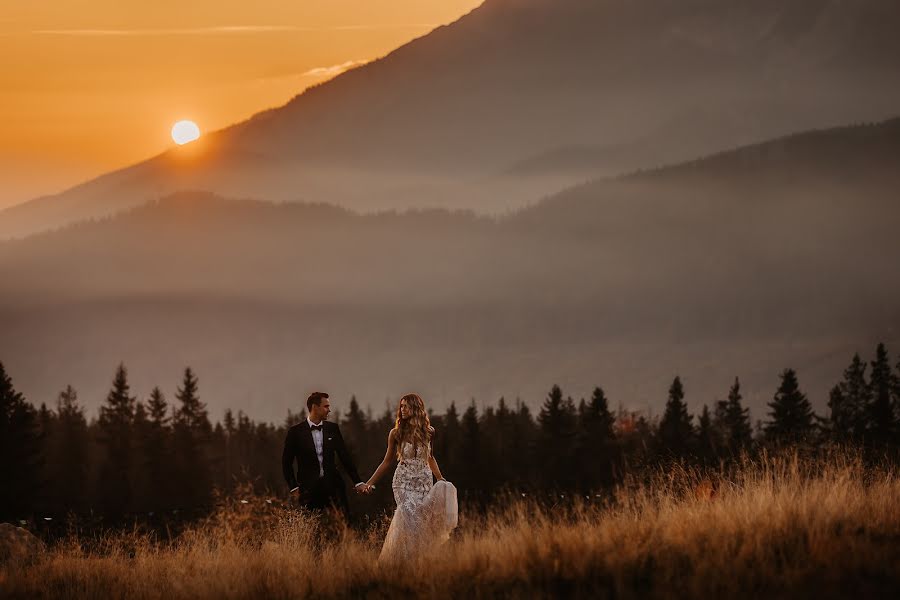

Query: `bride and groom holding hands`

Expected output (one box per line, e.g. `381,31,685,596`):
282,392,458,561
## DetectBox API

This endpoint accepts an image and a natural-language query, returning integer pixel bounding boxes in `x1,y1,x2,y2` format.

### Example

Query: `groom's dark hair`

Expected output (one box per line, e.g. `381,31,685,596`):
307,391,329,411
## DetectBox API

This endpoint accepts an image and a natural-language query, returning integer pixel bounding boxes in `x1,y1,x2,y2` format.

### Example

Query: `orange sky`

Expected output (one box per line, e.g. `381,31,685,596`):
0,1,483,209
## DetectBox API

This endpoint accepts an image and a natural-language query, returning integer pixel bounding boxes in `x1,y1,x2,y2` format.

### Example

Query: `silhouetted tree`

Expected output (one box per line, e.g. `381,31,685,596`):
658,376,694,457
0,362,42,520
8,356,899,527
35,403,54,511
435,402,461,480
509,398,537,487
140,386,174,508
578,386,617,487
537,385,578,489
172,367,212,509
341,396,369,465
458,401,483,492
482,397,522,488
723,377,753,453
765,369,815,445
824,354,870,443
97,363,136,515
130,400,155,512
697,405,716,461
867,344,897,445
50,386,90,513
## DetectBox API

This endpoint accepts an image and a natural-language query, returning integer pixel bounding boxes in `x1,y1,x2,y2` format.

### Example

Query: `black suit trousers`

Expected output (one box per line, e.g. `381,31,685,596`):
297,473,350,519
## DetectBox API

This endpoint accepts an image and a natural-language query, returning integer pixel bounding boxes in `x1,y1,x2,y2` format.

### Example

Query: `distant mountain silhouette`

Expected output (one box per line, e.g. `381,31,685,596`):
3,0,900,239
1,118,898,420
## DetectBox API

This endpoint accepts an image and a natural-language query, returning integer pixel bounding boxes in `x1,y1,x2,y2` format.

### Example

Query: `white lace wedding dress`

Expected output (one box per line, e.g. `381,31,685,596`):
379,441,458,563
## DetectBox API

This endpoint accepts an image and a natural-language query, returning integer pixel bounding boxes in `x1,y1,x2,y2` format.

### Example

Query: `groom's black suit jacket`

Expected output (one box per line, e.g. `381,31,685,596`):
282,420,362,499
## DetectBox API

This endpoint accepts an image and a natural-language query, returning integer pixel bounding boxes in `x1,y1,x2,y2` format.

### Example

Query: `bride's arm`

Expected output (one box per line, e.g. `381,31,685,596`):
365,429,397,488
427,426,445,481
428,454,444,481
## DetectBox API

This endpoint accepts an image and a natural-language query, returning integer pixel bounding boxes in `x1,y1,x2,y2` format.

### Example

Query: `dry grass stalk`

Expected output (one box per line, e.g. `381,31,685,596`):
3,450,899,598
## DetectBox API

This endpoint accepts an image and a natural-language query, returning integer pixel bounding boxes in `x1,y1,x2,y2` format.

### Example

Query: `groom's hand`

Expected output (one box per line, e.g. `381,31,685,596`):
289,486,300,498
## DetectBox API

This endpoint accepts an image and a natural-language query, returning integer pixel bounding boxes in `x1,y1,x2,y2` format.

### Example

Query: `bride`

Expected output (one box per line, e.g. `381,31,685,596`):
363,393,458,562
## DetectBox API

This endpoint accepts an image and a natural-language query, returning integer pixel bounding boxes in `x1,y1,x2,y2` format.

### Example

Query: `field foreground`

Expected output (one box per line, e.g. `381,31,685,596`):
3,451,899,599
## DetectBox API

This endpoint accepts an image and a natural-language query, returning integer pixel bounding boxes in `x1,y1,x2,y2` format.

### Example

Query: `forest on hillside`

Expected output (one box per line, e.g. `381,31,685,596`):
2,342,899,532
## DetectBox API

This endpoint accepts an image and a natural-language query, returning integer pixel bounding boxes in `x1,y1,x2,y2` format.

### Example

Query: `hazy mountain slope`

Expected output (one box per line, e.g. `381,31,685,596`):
1,118,898,420
3,0,900,238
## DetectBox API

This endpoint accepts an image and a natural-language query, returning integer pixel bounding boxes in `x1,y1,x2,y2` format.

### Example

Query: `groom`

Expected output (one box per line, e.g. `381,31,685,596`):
282,392,367,519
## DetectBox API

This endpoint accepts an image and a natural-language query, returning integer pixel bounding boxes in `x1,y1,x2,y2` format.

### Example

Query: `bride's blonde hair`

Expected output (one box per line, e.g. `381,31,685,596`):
393,393,432,459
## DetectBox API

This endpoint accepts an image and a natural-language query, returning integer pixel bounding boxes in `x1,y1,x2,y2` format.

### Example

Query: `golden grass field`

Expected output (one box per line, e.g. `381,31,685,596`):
3,450,899,599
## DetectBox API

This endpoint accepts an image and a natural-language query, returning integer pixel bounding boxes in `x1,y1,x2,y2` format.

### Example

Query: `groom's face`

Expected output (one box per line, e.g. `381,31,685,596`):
311,398,331,422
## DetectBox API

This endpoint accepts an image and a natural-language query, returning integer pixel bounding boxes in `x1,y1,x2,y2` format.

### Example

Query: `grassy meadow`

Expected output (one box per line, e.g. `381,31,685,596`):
3,450,899,599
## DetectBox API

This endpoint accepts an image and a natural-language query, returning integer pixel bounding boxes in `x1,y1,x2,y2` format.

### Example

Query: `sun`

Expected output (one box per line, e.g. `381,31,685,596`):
171,120,201,145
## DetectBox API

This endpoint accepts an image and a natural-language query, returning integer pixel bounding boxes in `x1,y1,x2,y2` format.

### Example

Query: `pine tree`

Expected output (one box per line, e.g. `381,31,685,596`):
174,368,209,434
53,385,90,513
148,386,169,426
131,400,153,512
221,407,236,490
724,377,753,452
341,395,368,465
867,344,897,445
713,398,729,447
172,367,212,509
436,402,461,478
209,421,227,492
538,385,577,437
510,399,536,487
485,397,514,486
35,403,54,512
584,387,616,440
231,410,254,482
697,405,716,461
537,385,578,489
578,386,617,487
38,403,53,441
97,363,136,515
765,368,815,445
223,408,236,436
459,401,482,492
144,387,172,507
825,354,870,443
658,376,694,456
0,361,42,520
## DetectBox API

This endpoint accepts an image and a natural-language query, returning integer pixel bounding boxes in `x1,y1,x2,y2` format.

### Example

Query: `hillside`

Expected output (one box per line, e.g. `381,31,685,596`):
1,119,898,420
3,0,900,238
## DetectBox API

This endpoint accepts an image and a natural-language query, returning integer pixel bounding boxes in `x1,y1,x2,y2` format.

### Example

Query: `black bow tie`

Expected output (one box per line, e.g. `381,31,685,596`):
310,424,323,431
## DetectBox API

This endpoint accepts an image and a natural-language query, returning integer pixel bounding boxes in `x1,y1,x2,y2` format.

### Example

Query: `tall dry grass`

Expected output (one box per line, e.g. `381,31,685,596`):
3,449,899,599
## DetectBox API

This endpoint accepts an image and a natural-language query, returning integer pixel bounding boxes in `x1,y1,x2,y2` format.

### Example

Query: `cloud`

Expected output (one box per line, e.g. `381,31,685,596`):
331,24,438,31
31,26,312,36
28,24,437,37
302,59,371,78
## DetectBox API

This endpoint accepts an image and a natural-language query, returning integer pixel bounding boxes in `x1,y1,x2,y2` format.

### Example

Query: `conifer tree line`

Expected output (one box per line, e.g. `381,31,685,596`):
2,343,899,522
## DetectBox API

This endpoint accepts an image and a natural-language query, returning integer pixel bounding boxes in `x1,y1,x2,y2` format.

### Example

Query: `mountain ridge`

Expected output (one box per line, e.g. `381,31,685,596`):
2,116,898,420
4,0,900,238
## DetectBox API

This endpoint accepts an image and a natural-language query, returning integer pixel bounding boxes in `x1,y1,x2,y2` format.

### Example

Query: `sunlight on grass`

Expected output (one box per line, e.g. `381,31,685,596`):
4,449,899,598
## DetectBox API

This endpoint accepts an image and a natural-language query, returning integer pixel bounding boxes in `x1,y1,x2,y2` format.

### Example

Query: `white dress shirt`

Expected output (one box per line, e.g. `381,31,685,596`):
308,417,326,477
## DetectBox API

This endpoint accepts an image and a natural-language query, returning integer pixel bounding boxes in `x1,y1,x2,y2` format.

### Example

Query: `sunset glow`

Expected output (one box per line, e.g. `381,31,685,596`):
0,0,484,208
